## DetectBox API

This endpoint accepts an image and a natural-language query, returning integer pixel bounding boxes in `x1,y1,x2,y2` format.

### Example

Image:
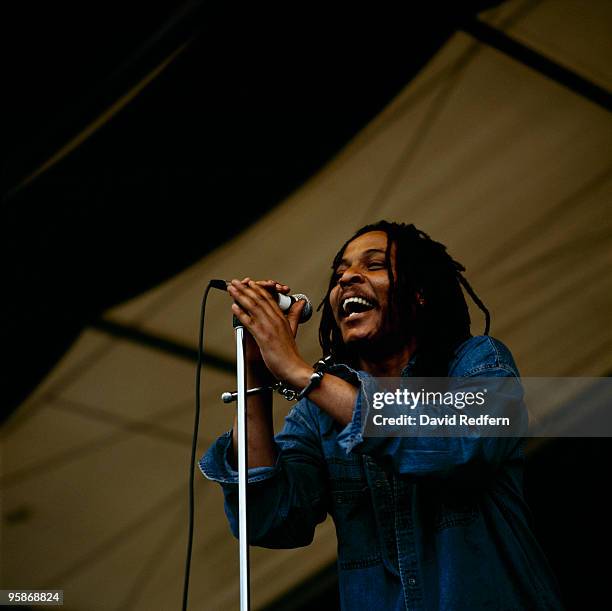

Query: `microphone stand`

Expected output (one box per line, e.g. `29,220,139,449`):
226,293,312,611
234,317,250,611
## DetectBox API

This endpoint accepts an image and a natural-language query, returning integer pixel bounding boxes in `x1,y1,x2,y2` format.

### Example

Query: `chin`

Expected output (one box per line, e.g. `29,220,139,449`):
342,325,401,356
342,329,377,346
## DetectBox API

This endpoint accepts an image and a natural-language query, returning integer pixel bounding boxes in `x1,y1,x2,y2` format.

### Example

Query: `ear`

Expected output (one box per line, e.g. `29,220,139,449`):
416,289,426,306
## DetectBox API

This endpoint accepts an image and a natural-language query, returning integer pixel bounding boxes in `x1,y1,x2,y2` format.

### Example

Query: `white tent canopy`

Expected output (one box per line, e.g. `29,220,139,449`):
3,1,611,609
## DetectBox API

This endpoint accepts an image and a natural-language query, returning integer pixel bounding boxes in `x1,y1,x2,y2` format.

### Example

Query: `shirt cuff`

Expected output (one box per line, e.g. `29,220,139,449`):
333,368,374,455
198,430,281,485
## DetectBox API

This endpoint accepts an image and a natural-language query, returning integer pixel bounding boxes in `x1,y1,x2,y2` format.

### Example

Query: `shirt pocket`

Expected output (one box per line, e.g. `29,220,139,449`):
432,495,480,532
328,458,382,569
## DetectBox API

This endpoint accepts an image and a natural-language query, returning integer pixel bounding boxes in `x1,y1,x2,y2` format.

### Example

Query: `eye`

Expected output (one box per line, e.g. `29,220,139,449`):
368,261,385,270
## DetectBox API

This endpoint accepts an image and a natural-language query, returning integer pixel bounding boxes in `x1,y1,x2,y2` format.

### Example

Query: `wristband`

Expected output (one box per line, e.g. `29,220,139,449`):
274,355,334,402
296,370,325,401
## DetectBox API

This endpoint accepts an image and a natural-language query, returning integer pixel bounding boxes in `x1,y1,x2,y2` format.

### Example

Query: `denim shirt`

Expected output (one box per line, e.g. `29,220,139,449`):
200,336,564,610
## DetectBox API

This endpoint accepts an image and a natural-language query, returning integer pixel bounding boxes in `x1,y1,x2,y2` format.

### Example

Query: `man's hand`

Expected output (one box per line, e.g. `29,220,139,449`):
227,277,312,388
233,278,288,379
227,277,356,469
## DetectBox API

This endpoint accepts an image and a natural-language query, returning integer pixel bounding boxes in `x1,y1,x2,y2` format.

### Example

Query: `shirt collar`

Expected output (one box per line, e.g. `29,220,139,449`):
330,349,420,379
400,351,419,377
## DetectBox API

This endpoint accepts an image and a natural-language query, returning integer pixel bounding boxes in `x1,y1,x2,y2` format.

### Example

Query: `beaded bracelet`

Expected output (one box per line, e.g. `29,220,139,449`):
275,355,334,402
296,370,325,400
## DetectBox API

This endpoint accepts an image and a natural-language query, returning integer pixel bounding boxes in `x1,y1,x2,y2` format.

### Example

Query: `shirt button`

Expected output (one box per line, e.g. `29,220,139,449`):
408,578,416,586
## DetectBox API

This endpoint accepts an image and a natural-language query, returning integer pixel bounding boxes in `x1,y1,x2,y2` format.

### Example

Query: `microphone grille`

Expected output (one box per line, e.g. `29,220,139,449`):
292,294,313,322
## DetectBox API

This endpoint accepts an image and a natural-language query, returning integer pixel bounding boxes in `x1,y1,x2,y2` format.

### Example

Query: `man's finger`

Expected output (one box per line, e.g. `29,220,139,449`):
228,281,274,321
254,279,290,295
254,280,277,292
286,299,306,336
246,279,274,299
231,302,252,327
275,282,291,294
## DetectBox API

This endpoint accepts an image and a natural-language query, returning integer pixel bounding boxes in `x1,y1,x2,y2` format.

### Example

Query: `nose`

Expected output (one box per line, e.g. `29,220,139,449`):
338,266,364,287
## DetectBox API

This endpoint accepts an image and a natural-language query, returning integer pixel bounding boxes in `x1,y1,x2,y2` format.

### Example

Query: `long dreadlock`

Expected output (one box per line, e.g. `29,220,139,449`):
318,221,490,377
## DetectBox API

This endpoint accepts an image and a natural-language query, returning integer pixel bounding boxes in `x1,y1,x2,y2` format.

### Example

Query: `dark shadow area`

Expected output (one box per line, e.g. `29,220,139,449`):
2,2,502,422
523,437,612,610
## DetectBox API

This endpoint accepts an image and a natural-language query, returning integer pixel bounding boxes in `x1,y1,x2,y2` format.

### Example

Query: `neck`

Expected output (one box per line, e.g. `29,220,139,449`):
357,336,417,377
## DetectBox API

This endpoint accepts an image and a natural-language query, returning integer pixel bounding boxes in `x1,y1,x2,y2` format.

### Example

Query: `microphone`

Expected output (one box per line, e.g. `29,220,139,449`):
277,292,313,322
210,279,313,323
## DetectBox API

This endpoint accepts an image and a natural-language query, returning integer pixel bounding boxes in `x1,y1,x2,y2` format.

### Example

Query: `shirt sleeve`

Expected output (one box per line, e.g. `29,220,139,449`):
199,401,328,548
336,337,528,481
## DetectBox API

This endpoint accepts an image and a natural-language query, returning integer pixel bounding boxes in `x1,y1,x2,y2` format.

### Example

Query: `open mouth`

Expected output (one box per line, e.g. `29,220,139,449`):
340,296,377,319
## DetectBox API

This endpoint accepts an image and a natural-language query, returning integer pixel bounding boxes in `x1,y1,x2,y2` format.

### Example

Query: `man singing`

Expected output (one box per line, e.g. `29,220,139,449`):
200,221,563,610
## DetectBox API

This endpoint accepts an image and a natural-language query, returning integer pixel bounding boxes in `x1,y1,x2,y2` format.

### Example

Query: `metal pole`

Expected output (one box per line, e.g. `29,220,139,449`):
235,324,250,611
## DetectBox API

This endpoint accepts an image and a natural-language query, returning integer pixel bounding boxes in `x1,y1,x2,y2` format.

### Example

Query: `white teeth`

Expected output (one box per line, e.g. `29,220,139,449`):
342,296,375,314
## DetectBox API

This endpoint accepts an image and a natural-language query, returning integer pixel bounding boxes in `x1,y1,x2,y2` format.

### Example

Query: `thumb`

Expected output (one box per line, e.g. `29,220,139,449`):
286,299,306,336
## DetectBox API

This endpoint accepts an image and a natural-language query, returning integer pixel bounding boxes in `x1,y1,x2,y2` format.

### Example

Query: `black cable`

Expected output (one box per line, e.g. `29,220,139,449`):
182,278,227,611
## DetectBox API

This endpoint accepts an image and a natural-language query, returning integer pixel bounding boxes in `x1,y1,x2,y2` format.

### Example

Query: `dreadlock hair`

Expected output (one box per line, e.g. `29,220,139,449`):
318,220,490,377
